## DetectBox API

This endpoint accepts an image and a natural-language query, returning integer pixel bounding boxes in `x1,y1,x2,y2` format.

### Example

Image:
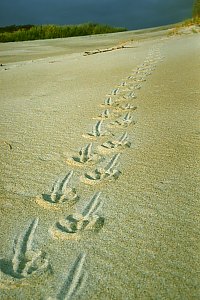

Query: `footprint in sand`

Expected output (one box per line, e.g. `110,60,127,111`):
115,103,137,112
99,132,131,153
95,108,112,120
82,120,111,140
47,253,87,300
80,153,121,185
109,87,120,96
0,218,51,284
122,91,137,100
66,142,105,168
49,192,104,240
100,96,119,108
109,112,135,128
36,171,79,210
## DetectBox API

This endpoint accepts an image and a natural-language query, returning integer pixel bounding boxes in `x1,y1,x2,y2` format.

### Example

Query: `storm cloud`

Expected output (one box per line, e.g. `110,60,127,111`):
0,0,194,29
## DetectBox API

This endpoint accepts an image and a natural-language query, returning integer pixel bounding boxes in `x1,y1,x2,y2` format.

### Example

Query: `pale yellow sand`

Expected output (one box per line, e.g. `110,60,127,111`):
0,28,199,299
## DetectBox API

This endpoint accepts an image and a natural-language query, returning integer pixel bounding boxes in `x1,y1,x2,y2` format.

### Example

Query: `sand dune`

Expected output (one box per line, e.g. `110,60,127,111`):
0,29,199,299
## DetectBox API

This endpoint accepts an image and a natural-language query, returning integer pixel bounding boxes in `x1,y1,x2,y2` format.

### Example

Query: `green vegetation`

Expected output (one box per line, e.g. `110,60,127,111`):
180,17,200,26
193,0,200,18
168,17,200,35
167,0,200,36
0,24,34,34
0,23,127,43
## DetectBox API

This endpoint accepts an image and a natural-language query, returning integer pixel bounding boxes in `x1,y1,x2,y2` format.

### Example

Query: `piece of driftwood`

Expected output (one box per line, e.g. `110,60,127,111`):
0,140,12,150
83,42,137,56
83,45,126,56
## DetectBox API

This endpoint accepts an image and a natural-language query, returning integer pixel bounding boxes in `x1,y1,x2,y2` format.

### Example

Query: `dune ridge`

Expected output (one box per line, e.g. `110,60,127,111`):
0,29,199,299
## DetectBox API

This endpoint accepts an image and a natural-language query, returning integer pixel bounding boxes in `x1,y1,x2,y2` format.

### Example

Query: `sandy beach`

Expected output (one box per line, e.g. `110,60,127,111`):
0,28,199,299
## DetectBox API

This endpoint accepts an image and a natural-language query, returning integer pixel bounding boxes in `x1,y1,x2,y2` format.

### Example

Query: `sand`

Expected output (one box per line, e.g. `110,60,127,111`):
0,28,199,299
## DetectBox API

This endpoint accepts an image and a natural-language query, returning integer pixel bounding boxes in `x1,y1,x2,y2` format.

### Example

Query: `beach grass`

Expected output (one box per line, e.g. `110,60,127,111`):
0,23,127,43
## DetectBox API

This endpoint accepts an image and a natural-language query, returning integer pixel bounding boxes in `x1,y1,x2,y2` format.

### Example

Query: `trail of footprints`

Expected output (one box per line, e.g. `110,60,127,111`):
0,46,164,299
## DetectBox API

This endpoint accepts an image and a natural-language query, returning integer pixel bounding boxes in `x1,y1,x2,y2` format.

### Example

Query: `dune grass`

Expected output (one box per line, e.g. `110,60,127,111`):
0,23,127,43
168,17,200,35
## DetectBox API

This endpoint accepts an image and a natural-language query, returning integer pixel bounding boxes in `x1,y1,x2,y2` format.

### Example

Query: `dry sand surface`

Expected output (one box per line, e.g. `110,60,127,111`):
0,28,200,299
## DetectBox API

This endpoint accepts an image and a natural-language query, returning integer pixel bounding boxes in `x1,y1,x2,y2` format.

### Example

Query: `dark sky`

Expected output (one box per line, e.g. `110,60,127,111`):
0,0,194,30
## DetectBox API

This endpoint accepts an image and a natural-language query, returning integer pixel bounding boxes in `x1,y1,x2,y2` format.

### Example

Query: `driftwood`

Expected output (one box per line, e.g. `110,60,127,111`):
0,140,12,150
83,45,134,56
